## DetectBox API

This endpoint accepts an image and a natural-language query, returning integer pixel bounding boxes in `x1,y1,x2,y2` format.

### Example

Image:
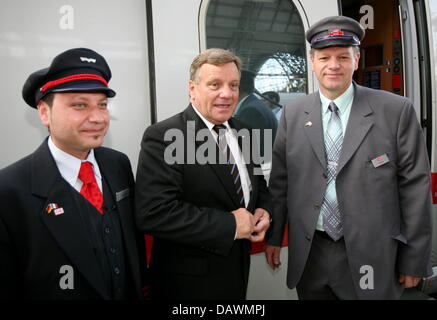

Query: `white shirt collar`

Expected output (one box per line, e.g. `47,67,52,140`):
191,104,231,131
48,136,102,187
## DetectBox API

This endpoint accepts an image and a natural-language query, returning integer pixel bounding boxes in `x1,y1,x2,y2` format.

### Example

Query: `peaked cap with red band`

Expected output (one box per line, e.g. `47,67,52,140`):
306,16,365,49
22,47,116,108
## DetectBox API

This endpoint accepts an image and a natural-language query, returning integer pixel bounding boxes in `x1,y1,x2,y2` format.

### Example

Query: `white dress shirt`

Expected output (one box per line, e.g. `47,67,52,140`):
191,104,252,208
48,136,103,193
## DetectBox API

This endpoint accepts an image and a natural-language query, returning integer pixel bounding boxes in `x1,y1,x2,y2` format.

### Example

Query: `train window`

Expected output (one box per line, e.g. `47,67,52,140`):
205,0,308,107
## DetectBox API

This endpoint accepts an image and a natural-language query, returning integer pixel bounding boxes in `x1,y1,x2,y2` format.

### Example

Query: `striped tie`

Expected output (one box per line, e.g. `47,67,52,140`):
213,125,245,206
321,102,343,241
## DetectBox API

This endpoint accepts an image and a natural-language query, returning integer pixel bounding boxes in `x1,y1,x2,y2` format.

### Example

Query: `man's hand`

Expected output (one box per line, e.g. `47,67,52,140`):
231,208,255,239
399,274,421,288
249,208,271,242
265,245,281,270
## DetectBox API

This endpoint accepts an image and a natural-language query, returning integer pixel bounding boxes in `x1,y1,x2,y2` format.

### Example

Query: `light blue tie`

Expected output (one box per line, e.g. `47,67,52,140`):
321,102,343,241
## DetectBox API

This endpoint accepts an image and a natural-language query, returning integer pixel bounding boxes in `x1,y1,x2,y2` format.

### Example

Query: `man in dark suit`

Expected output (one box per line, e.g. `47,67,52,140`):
135,48,272,300
235,70,278,156
265,16,432,299
0,48,145,299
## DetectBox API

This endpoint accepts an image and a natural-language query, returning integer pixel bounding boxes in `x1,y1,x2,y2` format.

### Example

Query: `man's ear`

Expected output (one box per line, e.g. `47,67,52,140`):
37,100,51,128
354,52,361,71
188,80,196,103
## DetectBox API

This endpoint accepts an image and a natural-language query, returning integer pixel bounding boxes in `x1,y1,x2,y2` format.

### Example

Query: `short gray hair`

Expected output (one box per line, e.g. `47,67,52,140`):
190,48,242,82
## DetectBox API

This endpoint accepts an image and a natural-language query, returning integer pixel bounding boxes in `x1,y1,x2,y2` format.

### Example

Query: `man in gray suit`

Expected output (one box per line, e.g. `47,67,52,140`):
265,16,432,299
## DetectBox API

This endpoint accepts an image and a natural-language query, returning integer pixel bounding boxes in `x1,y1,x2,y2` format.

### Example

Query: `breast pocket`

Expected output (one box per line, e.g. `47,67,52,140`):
366,151,397,185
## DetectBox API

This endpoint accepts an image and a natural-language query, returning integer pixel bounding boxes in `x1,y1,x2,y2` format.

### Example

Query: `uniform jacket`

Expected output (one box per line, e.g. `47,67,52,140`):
0,139,144,299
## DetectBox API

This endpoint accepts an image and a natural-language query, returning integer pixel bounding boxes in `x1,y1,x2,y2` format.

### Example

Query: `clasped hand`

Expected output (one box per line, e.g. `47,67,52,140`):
231,208,271,242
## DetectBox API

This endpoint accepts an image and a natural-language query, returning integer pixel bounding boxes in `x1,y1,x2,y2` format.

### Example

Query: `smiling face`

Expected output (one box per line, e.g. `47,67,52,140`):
311,46,360,100
189,62,240,125
37,92,109,159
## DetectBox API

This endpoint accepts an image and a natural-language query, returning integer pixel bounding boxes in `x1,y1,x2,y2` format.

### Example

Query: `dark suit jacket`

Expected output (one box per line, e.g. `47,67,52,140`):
0,139,145,299
235,93,278,155
267,84,432,299
135,105,272,300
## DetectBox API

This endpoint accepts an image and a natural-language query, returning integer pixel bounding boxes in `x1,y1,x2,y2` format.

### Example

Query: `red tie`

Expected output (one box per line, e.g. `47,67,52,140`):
78,161,104,214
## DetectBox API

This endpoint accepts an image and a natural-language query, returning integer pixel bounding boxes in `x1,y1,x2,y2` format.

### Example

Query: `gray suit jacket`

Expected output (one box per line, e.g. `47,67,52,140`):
267,83,432,299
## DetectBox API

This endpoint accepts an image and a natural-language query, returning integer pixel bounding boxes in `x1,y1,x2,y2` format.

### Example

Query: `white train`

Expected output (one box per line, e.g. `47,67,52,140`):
1,0,437,299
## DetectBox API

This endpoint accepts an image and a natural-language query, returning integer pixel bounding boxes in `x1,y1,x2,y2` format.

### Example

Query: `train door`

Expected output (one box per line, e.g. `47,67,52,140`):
341,0,430,148
0,0,151,171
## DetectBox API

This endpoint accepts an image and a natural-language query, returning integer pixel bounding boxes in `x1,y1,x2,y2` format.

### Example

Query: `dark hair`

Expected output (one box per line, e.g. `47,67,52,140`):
262,91,280,103
41,93,55,107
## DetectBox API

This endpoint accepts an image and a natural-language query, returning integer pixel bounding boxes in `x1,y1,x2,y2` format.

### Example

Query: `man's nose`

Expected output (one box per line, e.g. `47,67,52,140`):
88,106,106,122
328,58,340,69
220,85,234,98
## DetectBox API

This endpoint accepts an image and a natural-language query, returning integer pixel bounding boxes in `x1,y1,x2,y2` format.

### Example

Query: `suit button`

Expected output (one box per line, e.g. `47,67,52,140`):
114,267,120,275
323,173,327,179
305,234,311,241
104,227,111,234
314,204,320,210
110,248,116,254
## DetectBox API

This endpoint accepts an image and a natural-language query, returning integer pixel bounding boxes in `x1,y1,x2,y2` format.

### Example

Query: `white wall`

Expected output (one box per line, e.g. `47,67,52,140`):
0,0,150,171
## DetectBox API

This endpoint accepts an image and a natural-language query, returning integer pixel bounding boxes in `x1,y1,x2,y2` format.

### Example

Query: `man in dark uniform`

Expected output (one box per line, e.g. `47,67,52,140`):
0,48,145,299
234,70,278,156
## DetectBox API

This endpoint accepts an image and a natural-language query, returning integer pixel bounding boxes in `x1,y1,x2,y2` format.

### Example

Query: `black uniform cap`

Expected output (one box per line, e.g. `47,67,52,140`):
22,47,116,108
306,16,365,49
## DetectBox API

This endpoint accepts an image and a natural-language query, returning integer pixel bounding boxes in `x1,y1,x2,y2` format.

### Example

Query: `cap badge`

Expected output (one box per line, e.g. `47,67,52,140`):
329,29,344,37
80,57,96,63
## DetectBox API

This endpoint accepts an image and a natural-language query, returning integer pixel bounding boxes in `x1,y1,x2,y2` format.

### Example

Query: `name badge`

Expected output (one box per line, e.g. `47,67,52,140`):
116,188,130,202
371,154,389,168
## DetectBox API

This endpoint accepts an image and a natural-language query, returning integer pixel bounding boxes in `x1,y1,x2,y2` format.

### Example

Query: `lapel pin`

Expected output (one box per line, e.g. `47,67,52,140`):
46,203,64,215
46,203,58,214
305,121,312,127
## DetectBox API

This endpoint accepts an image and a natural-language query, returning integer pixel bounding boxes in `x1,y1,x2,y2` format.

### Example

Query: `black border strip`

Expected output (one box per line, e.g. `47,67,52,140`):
413,0,432,158
146,0,157,124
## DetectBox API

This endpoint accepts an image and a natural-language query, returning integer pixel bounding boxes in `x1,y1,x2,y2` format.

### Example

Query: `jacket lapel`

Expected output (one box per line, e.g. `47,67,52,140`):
184,106,242,208
303,93,326,170
32,140,109,299
337,84,374,174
